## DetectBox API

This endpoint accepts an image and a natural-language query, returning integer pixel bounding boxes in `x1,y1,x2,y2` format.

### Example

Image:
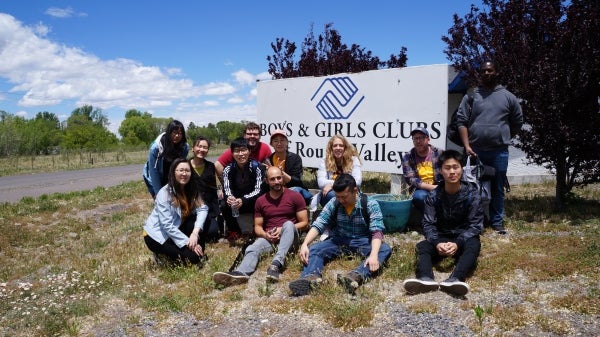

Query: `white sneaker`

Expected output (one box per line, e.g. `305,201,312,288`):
403,277,439,294
439,277,470,296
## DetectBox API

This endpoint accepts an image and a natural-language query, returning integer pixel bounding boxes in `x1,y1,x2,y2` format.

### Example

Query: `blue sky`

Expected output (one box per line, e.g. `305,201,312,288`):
0,1,480,135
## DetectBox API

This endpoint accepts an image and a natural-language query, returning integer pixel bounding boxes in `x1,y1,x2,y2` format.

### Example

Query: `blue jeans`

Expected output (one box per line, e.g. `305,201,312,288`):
412,189,430,213
301,236,392,281
236,221,299,275
289,186,314,204
319,190,336,207
474,148,509,227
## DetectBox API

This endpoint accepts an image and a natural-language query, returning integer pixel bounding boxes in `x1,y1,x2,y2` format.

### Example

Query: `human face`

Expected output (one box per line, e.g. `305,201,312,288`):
266,167,284,192
244,128,261,148
232,147,249,166
170,129,184,144
412,132,430,152
271,135,288,153
441,158,463,184
480,62,498,87
193,140,209,159
174,162,192,185
331,138,345,159
334,186,358,208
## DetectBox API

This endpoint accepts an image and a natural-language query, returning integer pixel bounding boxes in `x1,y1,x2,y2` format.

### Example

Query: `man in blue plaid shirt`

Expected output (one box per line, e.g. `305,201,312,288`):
289,174,392,296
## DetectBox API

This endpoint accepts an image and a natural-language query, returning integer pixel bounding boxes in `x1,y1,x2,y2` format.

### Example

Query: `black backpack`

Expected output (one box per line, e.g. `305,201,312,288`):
447,93,474,147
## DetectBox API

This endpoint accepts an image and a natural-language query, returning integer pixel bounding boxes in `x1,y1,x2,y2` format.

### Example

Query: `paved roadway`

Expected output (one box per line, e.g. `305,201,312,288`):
0,164,143,203
0,149,552,204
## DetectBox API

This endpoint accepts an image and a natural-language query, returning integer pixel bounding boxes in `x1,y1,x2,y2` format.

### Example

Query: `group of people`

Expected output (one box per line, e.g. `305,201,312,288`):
140,60,523,297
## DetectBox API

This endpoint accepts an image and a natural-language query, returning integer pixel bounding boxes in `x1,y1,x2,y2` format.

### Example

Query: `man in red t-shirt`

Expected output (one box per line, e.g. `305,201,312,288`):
215,122,272,181
212,166,308,287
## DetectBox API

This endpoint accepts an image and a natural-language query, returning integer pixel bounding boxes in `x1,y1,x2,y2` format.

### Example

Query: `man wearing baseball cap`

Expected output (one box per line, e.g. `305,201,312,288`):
400,127,443,213
265,130,313,204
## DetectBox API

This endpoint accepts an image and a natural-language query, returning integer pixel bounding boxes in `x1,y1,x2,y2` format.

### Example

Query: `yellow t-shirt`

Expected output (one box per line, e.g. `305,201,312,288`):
415,150,434,185
272,155,286,171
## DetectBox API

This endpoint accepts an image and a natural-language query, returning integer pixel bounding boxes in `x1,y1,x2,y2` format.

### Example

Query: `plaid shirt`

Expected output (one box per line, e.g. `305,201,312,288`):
401,145,443,191
311,193,385,238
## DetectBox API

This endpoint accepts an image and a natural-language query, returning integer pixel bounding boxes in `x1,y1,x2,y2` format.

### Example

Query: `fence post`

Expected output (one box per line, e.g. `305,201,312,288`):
390,173,405,195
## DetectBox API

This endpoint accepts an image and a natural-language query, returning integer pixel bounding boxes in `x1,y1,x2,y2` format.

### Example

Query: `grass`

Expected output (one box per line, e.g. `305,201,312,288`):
0,171,599,336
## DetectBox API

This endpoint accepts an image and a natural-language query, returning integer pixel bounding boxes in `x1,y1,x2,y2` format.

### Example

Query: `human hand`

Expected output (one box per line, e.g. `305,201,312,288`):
364,255,380,272
299,244,310,265
193,244,203,257
265,227,280,242
187,233,198,249
322,184,332,196
465,146,476,157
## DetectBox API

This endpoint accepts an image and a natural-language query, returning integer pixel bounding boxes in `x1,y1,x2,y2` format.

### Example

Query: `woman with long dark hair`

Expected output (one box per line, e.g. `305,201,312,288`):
143,120,190,199
143,158,208,265
190,135,221,240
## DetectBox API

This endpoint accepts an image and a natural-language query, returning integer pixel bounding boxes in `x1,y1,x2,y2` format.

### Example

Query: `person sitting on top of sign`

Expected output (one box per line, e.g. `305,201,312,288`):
400,127,443,213
313,134,362,208
264,129,313,205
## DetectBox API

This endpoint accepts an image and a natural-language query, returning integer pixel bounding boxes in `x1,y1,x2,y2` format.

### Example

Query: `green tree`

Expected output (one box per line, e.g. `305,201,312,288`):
118,109,156,146
267,23,408,79
61,105,117,150
0,111,23,157
187,122,220,145
443,0,600,209
216,121,244,144
30,112,62,154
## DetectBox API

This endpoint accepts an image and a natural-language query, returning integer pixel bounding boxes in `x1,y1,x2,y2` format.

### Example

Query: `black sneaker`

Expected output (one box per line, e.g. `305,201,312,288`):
212,271,249,287
491,224,507,234
439,277,470,296
289,275,322,296
266,264,280,283
402,277,439,294
336,271,364,294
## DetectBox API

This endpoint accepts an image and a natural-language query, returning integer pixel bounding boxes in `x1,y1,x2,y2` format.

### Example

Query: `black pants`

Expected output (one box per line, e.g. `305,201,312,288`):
415,236,481,281
144,214,204,264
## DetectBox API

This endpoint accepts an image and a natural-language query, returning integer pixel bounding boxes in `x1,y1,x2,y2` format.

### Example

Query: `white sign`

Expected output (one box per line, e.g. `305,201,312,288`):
257,64,449,173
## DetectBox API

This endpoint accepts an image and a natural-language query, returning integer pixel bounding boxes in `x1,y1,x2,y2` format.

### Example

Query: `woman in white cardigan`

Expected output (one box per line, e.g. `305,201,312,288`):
144,158,208,265
316,134,362,207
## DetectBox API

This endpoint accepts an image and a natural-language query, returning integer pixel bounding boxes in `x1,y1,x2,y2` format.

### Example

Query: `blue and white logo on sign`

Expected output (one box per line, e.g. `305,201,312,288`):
310,76,365,120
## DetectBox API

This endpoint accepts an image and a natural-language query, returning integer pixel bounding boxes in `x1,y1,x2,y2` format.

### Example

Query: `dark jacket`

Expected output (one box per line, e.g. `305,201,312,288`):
222,159,266,213
268,151,306,189
194,160,219,219
422,181,483,248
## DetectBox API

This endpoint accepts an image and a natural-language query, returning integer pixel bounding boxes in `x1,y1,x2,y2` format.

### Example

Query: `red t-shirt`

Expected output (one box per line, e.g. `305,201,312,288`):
217,142,272,167
254,188,305,233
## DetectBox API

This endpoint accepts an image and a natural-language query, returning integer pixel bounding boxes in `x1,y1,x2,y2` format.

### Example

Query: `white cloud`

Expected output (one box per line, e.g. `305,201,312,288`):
227,96,243,104
15,110,27,117
45,7,87,18
203,100,219,107
0,14,204,111
0,13,261,134
233,69,255,86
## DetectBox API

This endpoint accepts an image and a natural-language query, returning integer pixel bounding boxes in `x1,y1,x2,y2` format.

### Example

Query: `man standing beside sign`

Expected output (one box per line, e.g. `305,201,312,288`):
456,61,523,234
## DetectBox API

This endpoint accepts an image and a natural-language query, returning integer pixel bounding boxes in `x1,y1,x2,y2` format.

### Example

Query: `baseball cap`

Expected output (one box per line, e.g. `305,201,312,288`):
270,129,288,142
410,127,429,137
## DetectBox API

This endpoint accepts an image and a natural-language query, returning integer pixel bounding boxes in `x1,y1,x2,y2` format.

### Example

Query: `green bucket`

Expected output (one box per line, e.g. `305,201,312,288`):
371,194,412,233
